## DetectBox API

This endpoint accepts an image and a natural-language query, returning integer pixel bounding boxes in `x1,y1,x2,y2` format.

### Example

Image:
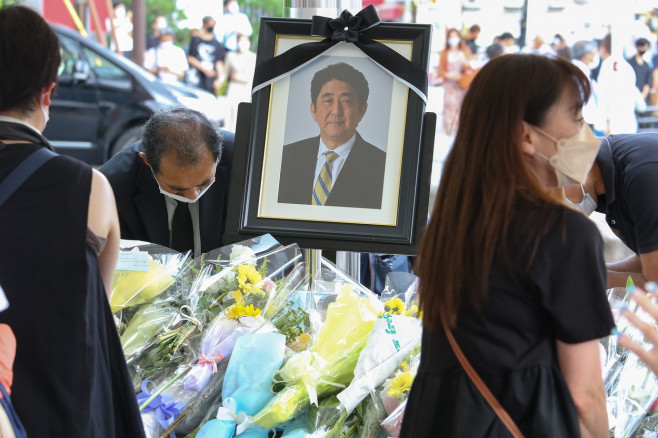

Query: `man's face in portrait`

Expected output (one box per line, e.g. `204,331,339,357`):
310,79,367,149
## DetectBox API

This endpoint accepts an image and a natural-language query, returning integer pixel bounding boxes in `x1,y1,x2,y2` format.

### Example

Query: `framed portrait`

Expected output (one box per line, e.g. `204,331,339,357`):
225,16,434,255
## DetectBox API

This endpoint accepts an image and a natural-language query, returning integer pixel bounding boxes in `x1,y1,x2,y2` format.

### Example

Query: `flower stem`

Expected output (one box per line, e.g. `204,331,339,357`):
139,366,190,411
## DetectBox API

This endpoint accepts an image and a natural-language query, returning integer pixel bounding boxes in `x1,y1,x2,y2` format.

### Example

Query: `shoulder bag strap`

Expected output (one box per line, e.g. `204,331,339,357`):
440,313,525,438
0,147,58,209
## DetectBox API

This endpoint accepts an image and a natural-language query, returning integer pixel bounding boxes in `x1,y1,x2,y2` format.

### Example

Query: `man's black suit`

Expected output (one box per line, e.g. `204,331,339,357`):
99,130,234,253
277,132,386,209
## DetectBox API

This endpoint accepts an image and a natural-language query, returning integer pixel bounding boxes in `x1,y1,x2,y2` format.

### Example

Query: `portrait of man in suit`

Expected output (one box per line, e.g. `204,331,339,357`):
277,62,386,209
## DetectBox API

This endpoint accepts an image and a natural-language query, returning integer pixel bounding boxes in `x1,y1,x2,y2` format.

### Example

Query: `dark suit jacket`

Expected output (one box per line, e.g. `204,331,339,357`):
277,132,386,209
99,130,234,253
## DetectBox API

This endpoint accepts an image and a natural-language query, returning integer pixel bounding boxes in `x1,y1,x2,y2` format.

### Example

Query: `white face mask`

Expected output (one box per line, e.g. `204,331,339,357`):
587,54,600,70
448,37,461,48
533,123,600,187
160,40,174,49
152,170,215,203
565,184,597,216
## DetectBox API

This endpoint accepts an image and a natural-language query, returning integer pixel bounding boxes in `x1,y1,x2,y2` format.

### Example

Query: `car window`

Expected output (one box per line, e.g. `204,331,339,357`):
57,33,80,78
81,47,129,81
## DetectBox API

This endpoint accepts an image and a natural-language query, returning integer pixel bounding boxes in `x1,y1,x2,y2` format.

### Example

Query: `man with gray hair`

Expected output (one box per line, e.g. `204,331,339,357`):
100,107,234,255
571,40,602,133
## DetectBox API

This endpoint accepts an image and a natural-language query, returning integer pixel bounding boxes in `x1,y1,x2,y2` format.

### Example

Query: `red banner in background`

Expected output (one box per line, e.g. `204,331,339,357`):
43,0,109,33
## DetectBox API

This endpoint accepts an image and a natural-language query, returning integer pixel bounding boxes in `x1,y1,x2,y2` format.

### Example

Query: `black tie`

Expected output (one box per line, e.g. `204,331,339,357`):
170,202,194,253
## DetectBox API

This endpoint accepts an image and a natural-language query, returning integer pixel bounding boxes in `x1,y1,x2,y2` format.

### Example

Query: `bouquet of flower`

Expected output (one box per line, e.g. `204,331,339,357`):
110,240,191,313
251,284,383,430
603,279,658,438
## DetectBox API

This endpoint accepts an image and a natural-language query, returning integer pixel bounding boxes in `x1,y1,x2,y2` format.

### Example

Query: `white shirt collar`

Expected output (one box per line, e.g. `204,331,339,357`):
0,115,42,136
317,134,356,159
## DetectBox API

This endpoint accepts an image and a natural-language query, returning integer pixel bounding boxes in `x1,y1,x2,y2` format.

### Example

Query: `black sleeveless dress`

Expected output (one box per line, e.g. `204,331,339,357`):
0,121,145,437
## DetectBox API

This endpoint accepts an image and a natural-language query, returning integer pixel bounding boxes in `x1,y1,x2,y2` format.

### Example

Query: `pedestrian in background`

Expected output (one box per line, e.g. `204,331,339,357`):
437,28,470,135
144,27,189,84
187,16,226,94
223,34,256,131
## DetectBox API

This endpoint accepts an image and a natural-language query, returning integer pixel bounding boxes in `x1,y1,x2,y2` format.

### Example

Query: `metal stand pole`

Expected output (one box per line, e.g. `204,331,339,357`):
336,251,361,283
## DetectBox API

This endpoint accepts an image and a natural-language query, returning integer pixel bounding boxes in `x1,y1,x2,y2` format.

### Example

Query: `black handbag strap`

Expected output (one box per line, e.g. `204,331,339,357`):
0,147,57,209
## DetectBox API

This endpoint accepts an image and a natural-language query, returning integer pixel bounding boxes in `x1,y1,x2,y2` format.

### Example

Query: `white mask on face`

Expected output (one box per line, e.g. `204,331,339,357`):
152,170,215,203
565,184,597,216
532,123,601,187
448,37,461,48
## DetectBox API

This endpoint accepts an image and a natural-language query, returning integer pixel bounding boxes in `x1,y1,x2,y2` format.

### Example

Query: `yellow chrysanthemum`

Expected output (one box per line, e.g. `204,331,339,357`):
404,304,420,318
387,371,414,399
236,265,262,287
226,304,262,320
384,297,405,315
232,290,245,306
399,361,410,373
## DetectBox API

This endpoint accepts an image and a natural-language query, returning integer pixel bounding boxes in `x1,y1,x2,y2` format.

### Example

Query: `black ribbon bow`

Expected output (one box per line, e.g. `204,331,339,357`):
252,5,428,101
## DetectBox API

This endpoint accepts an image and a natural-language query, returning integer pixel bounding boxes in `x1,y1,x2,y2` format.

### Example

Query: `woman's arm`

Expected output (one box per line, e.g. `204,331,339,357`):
556,339,608,438
618,285,658,376
88,169,120,297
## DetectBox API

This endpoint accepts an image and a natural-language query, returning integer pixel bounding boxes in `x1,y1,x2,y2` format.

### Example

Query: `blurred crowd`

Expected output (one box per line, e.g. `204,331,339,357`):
107,0,256,131
432,16,658,137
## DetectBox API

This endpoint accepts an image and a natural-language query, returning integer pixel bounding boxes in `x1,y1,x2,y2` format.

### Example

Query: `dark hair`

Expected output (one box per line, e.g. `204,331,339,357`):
416,54,590,330
0,6,61,114
499,32,515,41
202,16,214,25
469,24,481,33
636,37,650,47
310,63,369,107
140,107,222,174
485,43,504,60
572,40,595,61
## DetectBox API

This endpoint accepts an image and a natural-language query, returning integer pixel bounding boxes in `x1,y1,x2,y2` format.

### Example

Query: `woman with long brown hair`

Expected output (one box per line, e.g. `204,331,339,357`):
401,54,613,437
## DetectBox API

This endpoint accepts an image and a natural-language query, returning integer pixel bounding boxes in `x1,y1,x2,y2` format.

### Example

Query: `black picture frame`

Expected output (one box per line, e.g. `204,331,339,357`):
224,17,435,255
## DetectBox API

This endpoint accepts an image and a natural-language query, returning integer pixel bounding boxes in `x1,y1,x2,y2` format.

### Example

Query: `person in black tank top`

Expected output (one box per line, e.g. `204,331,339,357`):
0,6,144,437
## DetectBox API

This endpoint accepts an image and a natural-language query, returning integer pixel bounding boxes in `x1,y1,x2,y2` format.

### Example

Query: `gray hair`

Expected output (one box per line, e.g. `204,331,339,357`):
140,107,222,174
571,40,595,62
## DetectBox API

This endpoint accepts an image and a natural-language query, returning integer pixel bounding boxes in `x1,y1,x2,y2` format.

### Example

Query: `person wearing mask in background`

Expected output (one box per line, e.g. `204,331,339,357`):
596,34,645,135
146,14,167,51
627,38,652,103
571,40,603,134
144,27,189,84
107,1,133,58
464,24,480,56
498,32,519,54
401,54,612,437
100,107,235,257
223,34,256,131
437,28,470,135
0,6,144,436
187,16,226,94
565,132,658,289
215,0,253,52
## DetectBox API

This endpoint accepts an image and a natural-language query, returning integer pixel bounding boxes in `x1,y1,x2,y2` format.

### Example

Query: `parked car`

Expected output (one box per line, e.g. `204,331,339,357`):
45,24,224,164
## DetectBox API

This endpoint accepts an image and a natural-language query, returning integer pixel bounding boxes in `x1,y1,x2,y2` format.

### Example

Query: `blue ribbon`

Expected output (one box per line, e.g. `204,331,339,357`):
136,381,184,438
252,5,428,102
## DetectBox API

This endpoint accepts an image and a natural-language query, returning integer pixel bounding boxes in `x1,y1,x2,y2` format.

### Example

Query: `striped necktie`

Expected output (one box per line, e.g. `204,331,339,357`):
312,151,339,205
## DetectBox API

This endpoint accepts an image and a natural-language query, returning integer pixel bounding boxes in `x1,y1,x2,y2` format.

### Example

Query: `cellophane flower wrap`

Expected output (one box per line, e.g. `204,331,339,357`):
603,283,658,438
251,283,382,430
118,235,300,438
110,240,191,313
336,274,422,415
